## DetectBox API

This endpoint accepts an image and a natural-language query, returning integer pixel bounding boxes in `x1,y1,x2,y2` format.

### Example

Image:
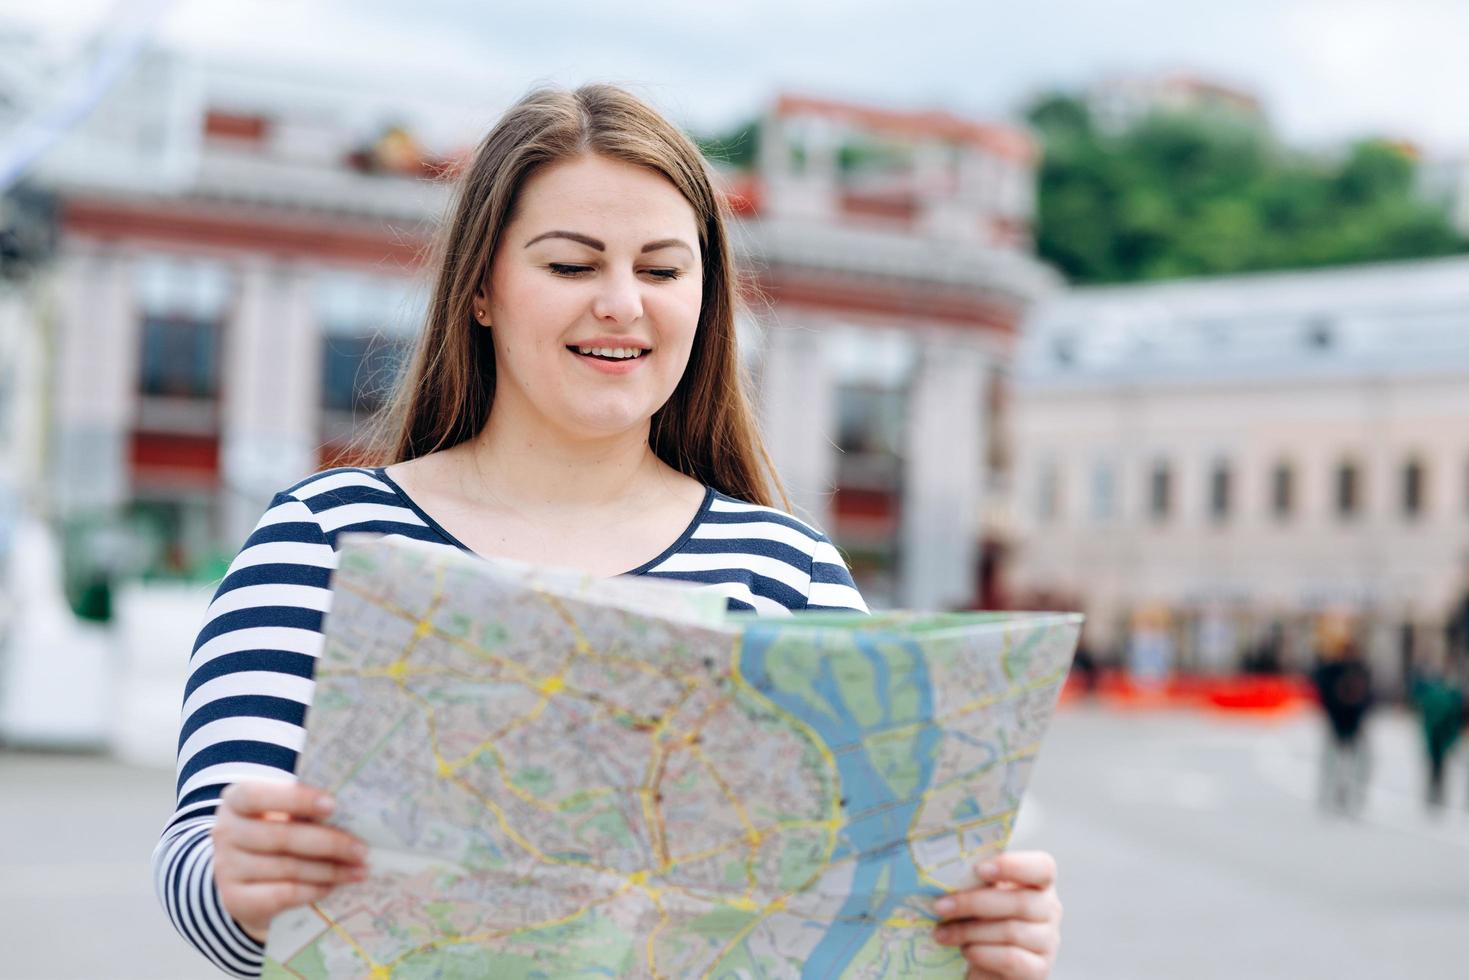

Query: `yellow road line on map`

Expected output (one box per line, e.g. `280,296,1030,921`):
382,883,636,971
310,904,387,976
686,740,763,890
726,635,843,875
642,887,672,980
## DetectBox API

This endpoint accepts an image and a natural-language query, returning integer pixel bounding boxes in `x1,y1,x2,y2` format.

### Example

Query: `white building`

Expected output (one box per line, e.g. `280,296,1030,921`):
8,52,1056,613
1009,255,1469,685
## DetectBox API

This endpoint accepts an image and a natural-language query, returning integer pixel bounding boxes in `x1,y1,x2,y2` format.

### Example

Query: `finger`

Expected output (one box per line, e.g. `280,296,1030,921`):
228,852,370,885
962,943,1049,979
936,919,1056,955
229,818,368,865
222,781,337,820
965,969,1006,980
976,851,1057,890
219,881,335,924
935,887,1059,924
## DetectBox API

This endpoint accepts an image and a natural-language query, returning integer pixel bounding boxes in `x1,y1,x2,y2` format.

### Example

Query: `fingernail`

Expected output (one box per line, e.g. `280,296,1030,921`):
352,843,369,861
317,795,336,815
976,861,998,879
933,927,951,943
934,897,955,915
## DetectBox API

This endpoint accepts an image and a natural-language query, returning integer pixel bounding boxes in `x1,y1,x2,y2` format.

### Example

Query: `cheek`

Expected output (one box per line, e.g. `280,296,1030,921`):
661,283,703,341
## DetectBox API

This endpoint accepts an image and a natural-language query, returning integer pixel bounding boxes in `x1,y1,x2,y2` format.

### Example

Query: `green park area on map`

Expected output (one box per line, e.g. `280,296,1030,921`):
262,535,1081,979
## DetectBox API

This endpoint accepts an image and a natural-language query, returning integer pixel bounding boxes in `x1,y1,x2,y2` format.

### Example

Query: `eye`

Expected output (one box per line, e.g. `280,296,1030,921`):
643,268,682,281
547,263,593,277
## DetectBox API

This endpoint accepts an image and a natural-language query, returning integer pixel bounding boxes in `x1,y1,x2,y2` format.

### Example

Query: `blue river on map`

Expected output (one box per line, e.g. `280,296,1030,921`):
738,624,946,979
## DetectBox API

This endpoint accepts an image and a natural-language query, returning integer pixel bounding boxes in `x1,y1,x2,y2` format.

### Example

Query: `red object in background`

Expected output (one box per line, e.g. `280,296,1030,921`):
204,110,270,143
1059,669,1313,716
840,191,919,223
832,486,896,521
130,432,219,481
317,442,375,471
723,175,761,216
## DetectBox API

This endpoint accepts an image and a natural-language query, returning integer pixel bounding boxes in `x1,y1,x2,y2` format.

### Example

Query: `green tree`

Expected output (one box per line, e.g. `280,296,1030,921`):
1024,93,1468,284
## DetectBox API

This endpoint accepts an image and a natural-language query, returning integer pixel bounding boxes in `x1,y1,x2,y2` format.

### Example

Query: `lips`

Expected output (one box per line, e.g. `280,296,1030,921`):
566,345,649,374
567,346,647,361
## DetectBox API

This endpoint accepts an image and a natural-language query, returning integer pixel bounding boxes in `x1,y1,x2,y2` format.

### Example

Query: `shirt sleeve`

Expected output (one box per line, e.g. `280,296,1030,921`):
804,530,870,613
151,492,337,977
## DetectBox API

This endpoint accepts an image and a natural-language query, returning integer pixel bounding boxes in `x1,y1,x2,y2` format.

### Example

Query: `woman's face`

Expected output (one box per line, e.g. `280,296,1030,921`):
479,153,704,442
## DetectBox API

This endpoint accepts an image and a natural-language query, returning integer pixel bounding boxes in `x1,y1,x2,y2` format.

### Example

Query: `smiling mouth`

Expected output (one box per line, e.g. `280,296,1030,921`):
567,345,650,361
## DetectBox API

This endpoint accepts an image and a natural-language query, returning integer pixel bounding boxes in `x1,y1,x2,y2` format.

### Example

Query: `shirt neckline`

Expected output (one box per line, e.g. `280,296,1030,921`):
372,465,714,578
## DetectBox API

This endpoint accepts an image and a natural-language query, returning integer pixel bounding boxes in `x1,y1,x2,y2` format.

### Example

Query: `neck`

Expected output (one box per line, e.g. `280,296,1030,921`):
459,400,667,517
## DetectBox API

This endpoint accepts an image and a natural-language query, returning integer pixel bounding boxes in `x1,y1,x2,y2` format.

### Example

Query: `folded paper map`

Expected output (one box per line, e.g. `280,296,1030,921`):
263,534,1081,979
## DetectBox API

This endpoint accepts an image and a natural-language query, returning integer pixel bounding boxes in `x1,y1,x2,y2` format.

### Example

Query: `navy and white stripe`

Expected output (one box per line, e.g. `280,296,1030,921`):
153,466,867,976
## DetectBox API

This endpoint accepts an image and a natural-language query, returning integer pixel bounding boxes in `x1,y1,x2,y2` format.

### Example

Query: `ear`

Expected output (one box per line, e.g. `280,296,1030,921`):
472,287,491,326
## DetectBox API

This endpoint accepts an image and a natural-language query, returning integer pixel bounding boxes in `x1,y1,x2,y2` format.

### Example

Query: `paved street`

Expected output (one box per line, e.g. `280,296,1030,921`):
1022,705,1469,980
2,704,1465,979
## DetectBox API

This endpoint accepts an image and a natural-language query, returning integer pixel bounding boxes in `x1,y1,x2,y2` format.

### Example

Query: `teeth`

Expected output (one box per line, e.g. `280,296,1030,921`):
576,346,644,359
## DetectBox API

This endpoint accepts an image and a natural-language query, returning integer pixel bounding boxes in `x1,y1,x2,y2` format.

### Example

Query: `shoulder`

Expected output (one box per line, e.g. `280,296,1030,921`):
698,491,869,613
261,466,441,550
701,489,837,553
279,465,397,506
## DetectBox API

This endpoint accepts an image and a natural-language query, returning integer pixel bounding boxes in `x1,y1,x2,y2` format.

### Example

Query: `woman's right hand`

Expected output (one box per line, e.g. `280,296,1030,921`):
211,781,369,943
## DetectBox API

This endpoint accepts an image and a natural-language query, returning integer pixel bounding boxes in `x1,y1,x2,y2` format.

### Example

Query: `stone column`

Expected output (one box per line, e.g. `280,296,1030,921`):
901,334,990,610
220,260,320,542
757,318,835,530
51,246,138,519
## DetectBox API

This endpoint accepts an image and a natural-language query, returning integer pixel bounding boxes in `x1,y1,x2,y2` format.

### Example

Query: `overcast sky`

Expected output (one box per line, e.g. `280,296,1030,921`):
6,0,1468,154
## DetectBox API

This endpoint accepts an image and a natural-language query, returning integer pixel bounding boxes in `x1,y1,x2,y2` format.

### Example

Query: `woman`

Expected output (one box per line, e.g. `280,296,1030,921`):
154,84,1063,978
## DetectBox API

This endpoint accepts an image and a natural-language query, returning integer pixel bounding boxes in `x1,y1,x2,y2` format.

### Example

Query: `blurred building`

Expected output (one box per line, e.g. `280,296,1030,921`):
1419,155,1469,238
5,47,1055,613
1008,255,1469,687
1087,73,1265,134
14,49,447,576
733,95,1056,607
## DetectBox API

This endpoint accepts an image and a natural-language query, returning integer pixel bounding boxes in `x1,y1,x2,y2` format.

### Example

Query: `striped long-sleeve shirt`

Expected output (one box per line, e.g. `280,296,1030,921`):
153,466,869,976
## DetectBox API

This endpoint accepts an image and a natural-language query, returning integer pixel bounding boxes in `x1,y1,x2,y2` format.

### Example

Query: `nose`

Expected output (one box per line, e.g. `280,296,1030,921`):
590,268,644,325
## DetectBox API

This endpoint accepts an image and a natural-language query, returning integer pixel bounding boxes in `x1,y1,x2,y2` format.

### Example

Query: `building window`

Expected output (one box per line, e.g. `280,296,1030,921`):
315,273,425,434
1208,460,1232,523
1090,460,1115,523
1335,459,1362,520
1402,458,1426,519
321,334,408,415
135,257,232,401
1271,461,1295,520
140,313,221,398
1148,460,1171,522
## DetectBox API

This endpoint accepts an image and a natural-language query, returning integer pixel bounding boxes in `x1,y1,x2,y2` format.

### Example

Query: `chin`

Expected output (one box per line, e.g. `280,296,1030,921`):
563,408,655,439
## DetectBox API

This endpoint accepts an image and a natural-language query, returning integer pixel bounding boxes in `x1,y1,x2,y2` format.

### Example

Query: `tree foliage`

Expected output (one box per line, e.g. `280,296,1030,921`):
1024,93,1468,284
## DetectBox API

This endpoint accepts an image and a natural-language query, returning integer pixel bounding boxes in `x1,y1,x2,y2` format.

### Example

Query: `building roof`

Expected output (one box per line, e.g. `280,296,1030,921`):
1017,254,1469,388
774,93,1036,163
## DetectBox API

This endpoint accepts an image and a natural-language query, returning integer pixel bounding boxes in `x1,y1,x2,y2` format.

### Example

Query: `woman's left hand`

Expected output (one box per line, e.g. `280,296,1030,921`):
932,850,1062,979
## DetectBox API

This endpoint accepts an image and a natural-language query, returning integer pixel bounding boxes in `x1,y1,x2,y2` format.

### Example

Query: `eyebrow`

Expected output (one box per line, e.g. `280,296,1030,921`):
523,230,694,256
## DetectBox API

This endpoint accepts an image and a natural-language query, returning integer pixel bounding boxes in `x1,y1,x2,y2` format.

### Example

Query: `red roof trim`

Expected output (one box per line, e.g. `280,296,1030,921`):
774,94,1036,163
61,199,428,268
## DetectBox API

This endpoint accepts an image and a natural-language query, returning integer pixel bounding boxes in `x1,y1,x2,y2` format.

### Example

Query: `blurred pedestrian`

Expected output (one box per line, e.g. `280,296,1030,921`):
1410,659,1464,810
1071,634,1099,695
1309,614,1373,816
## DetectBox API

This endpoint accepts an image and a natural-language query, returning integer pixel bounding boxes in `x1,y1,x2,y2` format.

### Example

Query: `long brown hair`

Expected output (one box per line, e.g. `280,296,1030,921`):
361,84,789,511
